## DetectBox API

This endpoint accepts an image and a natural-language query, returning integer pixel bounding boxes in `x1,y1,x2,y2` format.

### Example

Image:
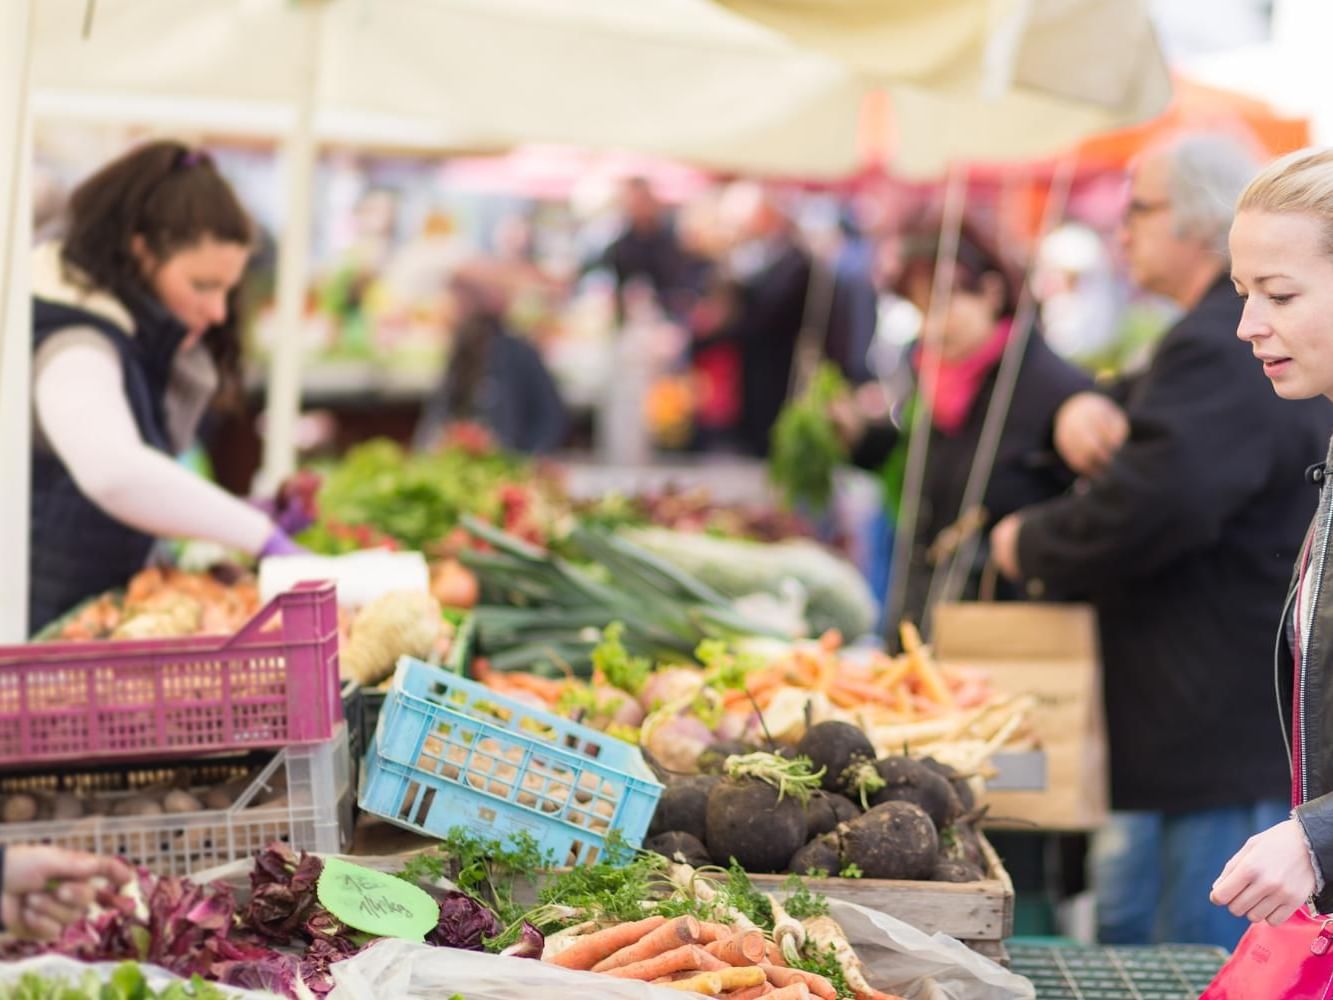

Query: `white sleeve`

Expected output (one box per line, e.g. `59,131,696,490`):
33,332,274,555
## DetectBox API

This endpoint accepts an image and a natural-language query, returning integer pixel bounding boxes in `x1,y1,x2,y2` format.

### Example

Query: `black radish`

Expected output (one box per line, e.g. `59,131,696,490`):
841,801,938,880
796,721,875,795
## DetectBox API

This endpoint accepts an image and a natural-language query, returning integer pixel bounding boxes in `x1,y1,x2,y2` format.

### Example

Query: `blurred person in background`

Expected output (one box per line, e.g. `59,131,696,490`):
598,176,686,321
823,204,880,386
1032,222,1123,369
708,182,813,457
414,264,567,455
990,133,1333,949
28,140,302,633
832,220,1090,631
675,194,743,452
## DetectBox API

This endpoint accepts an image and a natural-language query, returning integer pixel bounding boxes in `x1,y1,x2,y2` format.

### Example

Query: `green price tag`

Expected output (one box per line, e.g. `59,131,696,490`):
316,857,440,941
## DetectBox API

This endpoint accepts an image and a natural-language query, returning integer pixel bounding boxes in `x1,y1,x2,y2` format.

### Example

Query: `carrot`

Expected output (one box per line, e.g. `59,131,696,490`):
759,965,837,1000
724,985,775,999
698,950,732,972
763,943,787,967
662,968,767,993
604,943,710,981
704,929,767,967
547,915,666,970
828,680,899,708
659,972,725,994
697,921,737,945
592,915,701,972
766,985,811,1000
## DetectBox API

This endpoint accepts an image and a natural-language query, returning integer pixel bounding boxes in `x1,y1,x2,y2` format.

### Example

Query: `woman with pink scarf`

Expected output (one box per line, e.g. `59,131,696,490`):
836,222,1092,631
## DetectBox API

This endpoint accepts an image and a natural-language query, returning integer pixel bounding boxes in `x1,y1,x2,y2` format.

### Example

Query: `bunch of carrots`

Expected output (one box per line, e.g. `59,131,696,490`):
542,913,902,999
722,625,992,721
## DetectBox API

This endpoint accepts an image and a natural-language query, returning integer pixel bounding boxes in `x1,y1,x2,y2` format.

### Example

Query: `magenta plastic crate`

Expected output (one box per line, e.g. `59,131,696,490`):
0,581,342,767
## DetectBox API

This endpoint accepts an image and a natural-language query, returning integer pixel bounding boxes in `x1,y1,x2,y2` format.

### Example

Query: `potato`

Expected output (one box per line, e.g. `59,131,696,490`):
3,794,39,824
202,787,235,811
163,790,203,814
112,796,163,817
51,793,84,821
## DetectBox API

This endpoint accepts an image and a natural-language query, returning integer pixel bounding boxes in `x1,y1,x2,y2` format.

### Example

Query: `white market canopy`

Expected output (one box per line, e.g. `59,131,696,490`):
0,0,1170,641
27,0,1171,179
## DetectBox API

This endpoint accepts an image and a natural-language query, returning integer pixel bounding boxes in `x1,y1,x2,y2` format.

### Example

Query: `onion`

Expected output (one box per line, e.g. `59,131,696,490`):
643,714,715,774
639,667,705,712
715,711,750,743
590,685,645,728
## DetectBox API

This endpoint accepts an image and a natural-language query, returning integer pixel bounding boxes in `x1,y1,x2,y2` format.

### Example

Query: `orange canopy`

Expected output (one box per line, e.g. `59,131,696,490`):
1076,76,1309,168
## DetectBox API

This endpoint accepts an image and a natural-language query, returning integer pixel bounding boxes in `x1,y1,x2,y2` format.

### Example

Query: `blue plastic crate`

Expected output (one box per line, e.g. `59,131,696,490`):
359,657,663,866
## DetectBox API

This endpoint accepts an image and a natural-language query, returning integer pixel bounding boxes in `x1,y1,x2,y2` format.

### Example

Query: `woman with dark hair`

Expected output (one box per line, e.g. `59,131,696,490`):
29,140,300,631
836,221,1092,629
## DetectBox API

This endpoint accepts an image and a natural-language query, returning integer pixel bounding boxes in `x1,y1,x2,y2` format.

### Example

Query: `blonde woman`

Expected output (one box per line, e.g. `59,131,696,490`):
1213,148,1333,926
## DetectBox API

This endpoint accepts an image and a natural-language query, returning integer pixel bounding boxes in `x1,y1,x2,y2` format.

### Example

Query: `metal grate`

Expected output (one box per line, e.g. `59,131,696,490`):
1008,942,1228,999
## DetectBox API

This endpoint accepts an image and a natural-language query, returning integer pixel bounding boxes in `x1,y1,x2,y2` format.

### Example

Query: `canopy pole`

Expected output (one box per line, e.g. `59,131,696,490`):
883,163,968,645
257,0,322,495
927,154,1079,617
0,0,36,642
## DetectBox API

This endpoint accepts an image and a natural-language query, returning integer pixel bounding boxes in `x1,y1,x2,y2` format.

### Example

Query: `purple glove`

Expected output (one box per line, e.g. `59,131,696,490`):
252,471,321,537
259,526,307,558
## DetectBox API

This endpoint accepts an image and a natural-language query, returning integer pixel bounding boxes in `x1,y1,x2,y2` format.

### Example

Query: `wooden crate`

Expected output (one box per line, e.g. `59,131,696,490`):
741,833,1014,961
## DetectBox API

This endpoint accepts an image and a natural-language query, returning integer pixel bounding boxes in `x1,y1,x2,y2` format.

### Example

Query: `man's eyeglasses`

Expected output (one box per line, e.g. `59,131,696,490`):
1125,198,1170,220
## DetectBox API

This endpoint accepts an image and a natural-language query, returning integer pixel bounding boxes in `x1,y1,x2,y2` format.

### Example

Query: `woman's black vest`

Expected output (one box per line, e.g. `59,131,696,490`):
29,293,187,633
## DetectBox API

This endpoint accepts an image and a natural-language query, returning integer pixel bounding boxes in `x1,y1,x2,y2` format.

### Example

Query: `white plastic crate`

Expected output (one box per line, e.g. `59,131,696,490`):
0,723,352,877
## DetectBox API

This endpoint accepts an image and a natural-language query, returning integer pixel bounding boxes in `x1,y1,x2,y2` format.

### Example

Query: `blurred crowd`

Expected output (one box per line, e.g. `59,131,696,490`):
308,168,1177,462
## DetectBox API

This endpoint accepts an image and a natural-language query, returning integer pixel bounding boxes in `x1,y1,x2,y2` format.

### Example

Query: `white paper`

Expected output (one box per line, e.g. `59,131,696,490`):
258,550,429,608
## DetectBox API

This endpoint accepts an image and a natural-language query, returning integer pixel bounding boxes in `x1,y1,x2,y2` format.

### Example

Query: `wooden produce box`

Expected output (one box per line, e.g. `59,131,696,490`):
934,601,1109,832
741,832,1014,964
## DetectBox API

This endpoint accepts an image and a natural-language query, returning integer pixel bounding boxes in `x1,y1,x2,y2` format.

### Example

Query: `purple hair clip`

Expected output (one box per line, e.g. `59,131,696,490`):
176,148,211,170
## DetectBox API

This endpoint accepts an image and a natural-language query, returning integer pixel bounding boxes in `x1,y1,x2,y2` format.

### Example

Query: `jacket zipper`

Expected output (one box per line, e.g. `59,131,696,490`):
1278,581,1299,767
1300,471,1333,804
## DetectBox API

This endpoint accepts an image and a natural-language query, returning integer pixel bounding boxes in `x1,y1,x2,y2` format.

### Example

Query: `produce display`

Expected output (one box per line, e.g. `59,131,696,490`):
644,742,989,886
37,568,261,642
399,829,907,999
622,529,876,640
474,622,1030,779
3,429,1042,999
30,565,459,689
0,834,917,1000
0,755,278,828
576,488,816,546
299,438,823,561
460,517,787,675
0,962,235,999
1,844,392,996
